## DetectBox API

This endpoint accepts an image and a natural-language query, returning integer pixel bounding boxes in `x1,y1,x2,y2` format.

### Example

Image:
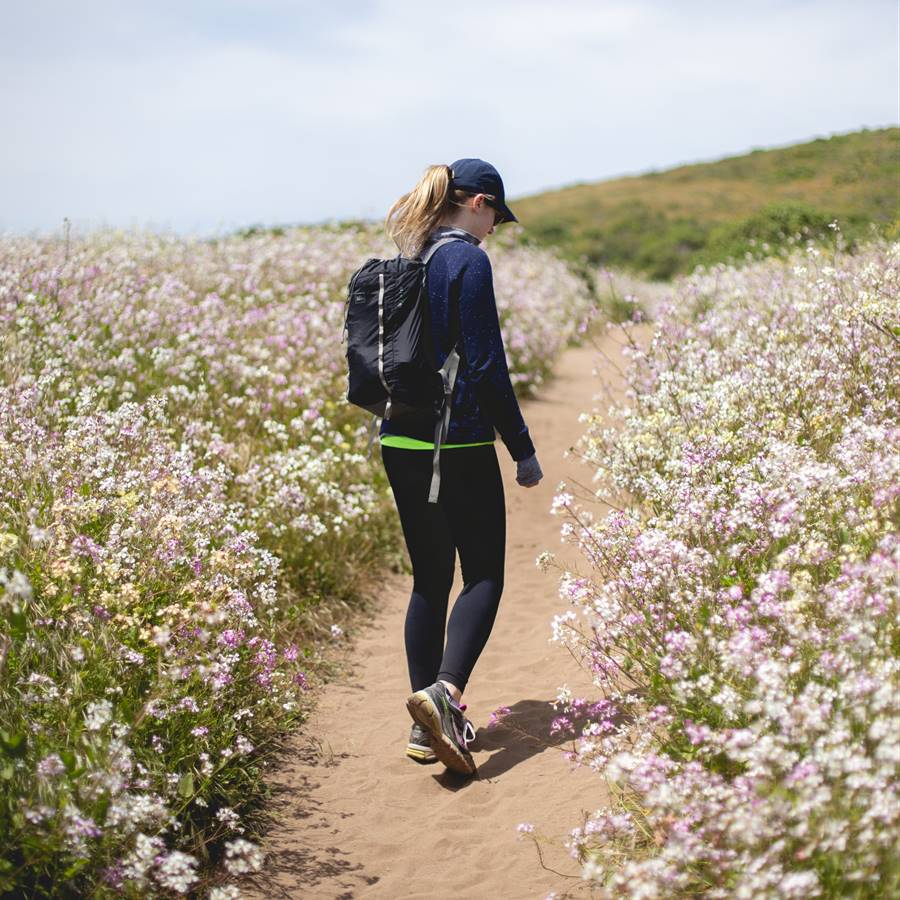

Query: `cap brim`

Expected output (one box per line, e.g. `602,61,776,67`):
498,202,518,224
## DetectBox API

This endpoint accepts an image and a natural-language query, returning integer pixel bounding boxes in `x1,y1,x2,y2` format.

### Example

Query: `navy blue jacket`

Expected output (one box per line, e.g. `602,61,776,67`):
379,225,536,462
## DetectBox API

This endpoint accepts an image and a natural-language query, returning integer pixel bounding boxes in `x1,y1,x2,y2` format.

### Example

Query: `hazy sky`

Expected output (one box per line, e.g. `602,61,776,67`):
2,0,897,239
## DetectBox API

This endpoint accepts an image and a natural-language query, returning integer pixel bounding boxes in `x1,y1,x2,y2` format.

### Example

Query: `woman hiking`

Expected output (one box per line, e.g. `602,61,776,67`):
380,158,544,776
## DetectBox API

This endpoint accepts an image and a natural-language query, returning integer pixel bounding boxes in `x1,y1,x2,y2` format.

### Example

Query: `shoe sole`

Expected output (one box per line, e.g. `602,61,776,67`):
406,742,437,764
406,691,476,775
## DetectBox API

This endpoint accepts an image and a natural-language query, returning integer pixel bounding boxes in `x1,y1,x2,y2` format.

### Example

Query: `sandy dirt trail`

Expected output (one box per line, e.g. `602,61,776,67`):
239,322,648,900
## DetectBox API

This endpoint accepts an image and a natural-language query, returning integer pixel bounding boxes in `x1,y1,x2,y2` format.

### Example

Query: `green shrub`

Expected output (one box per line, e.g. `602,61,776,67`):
634,219,710,280
692,201,837,269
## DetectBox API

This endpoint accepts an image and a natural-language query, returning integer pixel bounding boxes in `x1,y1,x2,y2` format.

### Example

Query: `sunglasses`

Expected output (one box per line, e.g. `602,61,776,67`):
482,197,505,227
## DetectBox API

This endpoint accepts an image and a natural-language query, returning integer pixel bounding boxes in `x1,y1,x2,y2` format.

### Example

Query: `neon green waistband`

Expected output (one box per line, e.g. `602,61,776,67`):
380,435,495,450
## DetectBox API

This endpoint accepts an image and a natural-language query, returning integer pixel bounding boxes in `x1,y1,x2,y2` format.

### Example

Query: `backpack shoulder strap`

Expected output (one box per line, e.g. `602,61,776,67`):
418,235,463,265
418,236,465,353
417,236,470,504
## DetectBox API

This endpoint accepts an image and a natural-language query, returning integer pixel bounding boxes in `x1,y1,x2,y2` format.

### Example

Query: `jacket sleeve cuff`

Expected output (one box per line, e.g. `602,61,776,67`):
505,428,536,462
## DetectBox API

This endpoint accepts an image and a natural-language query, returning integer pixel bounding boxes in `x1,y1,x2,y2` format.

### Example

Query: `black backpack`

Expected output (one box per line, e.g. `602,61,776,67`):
342,235,464,503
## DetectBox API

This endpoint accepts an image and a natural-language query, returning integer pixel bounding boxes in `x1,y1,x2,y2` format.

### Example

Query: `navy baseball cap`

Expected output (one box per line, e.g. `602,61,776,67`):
448,158,518,224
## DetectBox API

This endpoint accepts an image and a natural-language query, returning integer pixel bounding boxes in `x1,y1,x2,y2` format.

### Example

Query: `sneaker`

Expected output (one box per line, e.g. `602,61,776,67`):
406,722,437,764
406,716,476,764
406,682,477,775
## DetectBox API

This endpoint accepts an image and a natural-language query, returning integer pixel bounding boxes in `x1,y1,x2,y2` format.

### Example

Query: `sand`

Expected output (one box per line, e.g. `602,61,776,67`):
237,321,652,900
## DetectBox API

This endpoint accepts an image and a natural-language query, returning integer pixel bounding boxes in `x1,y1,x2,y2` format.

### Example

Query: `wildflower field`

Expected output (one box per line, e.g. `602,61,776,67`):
542,235,899,898
0,223,593,897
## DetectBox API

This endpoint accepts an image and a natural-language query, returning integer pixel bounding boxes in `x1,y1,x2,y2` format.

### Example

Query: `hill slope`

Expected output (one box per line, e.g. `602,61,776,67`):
510,126,898,278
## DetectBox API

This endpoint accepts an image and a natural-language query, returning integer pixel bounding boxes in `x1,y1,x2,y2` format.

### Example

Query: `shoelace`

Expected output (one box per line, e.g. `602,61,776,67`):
455,701,477,748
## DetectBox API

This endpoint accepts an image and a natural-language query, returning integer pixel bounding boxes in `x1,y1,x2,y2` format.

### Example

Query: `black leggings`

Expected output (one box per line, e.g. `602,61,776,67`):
380,443,506,696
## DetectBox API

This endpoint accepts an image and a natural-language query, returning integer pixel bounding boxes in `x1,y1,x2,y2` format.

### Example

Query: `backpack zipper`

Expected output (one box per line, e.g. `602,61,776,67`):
377,272,392,419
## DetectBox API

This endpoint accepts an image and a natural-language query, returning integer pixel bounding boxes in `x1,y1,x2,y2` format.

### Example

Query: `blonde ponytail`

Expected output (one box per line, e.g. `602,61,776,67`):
384,164,471,258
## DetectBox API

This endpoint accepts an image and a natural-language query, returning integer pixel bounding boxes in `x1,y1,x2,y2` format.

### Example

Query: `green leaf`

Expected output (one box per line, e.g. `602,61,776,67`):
59,749,77,773
63,858,90,878
177,771,194,799
0,764,14,780
0,732,27,758
7,611,26,639
95,793,111,823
